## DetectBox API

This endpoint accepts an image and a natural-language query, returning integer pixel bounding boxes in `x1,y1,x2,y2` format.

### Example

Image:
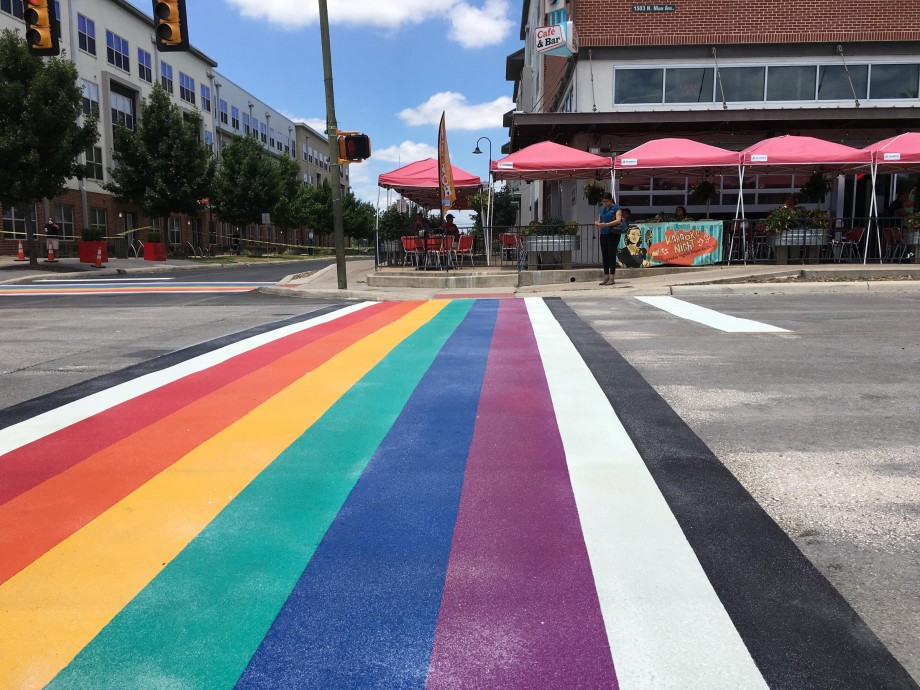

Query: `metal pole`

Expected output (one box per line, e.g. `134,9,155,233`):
318,0,347,289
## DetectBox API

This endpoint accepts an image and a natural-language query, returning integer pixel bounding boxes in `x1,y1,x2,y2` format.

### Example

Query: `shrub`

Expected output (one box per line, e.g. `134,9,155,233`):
80,227,104,241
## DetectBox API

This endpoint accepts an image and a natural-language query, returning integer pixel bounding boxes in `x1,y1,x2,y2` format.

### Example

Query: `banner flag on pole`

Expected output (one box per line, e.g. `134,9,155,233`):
438,112,456,222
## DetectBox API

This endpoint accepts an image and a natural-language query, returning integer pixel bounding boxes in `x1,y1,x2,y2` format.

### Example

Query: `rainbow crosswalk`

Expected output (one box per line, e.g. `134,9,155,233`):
3,296,893,688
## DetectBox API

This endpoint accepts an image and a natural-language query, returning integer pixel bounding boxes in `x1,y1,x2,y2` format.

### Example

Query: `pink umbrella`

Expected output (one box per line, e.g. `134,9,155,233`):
615,138,739,174
378,158,481,209
740,135,871,171
862,132,920,169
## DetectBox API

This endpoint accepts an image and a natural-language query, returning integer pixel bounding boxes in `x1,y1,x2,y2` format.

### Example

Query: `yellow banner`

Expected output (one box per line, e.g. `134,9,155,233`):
438,112,456,220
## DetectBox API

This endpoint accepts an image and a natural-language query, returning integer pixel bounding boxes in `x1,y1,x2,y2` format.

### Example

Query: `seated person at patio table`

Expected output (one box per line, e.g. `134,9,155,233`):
409,212,430,235
783,194,799,210
887,189,910,221
441,213,460,236
674,205,688,220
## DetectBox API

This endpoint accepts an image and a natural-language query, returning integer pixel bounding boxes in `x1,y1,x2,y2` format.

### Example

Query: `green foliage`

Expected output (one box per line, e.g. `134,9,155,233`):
521,217,578,235
105,83,214,229
689,180,718,204
80,227,103,241
469,185,518,230
271,154,306,230
583,179,606,204
764,206,830,233
0,29,99,264
799,170,833,202
300,180,376,241
211,133,277,227
904,212,920,230
147,230,162,242
377,204,412,234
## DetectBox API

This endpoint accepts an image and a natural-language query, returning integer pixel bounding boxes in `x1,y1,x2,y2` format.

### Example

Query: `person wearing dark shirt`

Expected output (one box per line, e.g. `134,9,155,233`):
442,213,459,236
595,193,624,285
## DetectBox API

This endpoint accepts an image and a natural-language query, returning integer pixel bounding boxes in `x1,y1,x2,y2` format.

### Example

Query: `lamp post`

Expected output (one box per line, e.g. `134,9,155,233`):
473,136,493,264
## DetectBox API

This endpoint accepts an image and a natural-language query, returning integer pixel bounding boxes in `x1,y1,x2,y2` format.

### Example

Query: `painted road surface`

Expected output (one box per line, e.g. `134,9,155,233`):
0,298,913,689
0,279,274,296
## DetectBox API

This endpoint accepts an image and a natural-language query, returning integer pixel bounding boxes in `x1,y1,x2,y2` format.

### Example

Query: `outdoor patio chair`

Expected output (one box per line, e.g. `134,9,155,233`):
499,233,520,266
883,227,907,262
840,226,865,262
400,236,420,266
455,234,474,267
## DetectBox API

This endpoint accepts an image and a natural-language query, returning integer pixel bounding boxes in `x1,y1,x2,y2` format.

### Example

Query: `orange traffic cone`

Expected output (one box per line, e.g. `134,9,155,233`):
93,246,104,268
13,240,26,261
44,241,57,263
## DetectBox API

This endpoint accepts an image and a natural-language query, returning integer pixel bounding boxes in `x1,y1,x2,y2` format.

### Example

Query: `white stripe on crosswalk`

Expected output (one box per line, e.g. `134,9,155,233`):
526,297,768,690
0,302,375,457
636,295,789,333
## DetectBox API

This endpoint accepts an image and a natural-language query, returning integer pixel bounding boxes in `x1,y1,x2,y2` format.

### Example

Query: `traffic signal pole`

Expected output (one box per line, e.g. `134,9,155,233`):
318,0,347,290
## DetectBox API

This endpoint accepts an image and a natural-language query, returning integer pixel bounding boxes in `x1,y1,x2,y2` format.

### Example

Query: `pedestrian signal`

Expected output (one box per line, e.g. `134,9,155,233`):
23,0,60,56
338,134,371,163
152,0,189,52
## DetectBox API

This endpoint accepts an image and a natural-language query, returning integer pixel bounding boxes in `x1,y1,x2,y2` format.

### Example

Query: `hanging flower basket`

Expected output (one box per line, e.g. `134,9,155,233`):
583,180,606,205
799,171,833,203
689,180,718,204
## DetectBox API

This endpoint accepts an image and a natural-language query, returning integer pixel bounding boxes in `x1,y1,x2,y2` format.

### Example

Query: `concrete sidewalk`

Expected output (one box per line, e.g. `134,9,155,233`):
263,259,920,300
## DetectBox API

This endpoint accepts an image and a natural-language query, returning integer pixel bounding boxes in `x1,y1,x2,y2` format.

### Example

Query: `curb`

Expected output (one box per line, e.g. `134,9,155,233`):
670,281,920,295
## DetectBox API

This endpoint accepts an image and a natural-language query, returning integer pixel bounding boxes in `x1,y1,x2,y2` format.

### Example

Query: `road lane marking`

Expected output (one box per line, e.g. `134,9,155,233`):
636,295,789,333
526,297,769,689
0,302,376,457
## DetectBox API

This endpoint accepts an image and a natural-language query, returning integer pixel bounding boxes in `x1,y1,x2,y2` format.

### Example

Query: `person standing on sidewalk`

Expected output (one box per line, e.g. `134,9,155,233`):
596,193,624,285
44,218,61,257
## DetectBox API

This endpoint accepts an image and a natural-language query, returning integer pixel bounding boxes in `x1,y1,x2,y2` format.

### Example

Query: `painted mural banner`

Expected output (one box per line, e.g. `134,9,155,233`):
619,221,723,268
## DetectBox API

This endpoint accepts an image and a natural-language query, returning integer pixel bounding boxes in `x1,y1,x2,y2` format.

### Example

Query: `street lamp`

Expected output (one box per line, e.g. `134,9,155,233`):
473,136,493,263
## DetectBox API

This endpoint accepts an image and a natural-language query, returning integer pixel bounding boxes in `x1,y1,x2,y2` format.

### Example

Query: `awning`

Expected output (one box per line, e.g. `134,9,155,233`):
740,135,872,172
614,138,739,175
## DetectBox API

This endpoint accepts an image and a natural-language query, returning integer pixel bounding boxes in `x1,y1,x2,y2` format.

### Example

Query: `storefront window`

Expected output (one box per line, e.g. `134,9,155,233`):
665,68,714,103
719,67,765,102
615,69,663,104
869,64,920,99
767,66,817,101
818,65,868,100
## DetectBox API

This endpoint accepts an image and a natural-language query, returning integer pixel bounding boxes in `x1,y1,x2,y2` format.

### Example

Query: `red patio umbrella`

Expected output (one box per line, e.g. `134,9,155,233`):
740,135,871,171
490,141,613,181
863,132,920,169
615,138,739,174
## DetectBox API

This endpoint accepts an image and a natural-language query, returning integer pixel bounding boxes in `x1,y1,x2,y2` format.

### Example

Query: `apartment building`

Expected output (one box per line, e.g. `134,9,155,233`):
505,0,920,225
0,0,344,255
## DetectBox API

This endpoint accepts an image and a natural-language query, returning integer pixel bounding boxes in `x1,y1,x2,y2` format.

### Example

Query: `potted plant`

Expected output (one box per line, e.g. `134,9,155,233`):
689,179,718,217
78,227,108,263
765,206,830,263
799,170,833,204
903,212,920,246
144,229,167,261
583,179,606,205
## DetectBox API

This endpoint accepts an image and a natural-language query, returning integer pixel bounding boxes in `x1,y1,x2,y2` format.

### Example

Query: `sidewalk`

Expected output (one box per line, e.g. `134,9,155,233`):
263,259,920,300
4,254,920,299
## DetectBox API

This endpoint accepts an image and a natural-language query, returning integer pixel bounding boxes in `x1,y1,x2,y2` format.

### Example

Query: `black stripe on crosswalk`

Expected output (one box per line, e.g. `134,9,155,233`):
545,297,917,690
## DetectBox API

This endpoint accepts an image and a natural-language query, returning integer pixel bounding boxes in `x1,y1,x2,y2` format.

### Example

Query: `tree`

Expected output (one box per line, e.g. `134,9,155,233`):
470,184,518,232
211,133,277,228
0,29,99,265
302,180,375,244
271,153,307,232
106,83,213,236
377,204,412,234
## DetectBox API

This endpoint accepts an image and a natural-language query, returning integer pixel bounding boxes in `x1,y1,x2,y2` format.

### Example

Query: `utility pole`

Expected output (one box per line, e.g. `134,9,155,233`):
318,0,347,289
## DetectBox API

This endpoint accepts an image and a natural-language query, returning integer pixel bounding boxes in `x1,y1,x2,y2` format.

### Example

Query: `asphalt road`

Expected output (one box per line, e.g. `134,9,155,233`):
0,288,917,685
566,290,920,682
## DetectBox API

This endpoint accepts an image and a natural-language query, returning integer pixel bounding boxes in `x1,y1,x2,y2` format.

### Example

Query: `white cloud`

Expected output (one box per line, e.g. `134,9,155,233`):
373,141,438,163
399,92,514,130
449,0,513,48
224,0,512,46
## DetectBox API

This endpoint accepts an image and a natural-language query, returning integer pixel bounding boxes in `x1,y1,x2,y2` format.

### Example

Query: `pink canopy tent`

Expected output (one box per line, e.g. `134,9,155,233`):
740,135,872,171
614,138,739,174
490,141,613,181
860,133,920,263
377,158,481,209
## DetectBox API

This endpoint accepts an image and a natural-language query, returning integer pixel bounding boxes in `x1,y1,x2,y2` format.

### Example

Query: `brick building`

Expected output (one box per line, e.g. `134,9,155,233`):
506,0,920,225
0,0,347,257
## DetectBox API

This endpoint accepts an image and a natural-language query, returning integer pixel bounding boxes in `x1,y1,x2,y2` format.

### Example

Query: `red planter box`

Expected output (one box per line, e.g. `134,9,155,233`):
78,241,108,264
144,242,167,261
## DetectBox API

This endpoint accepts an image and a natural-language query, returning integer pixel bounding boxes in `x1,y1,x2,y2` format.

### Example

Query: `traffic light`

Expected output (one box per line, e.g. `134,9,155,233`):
22,0,60,56
152,0,189,52
338,134,371,163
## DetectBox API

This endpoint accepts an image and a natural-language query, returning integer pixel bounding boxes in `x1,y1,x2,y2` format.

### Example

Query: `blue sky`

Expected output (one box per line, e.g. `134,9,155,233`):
130,0,521,217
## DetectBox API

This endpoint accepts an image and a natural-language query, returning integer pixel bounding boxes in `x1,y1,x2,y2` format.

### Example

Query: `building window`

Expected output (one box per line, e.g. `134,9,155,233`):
178,72,196,104
89,208,107,234
219,99,228,125
243,113,250,134
111,91,135,129
1,205,33,238
615,68,663,104
81,80,100,117
284,135,290,155
817,64,868,100
204,130,213,151
260,122,267,143
720,66,765,102
302,142,308,161
85,146,104,180
168,216,181,245
138,48,152,83
870,63,920,99
105,31,130,72
231,106,240,130
201,84,211,112
53,204,75,240
766,65,816,101
269,128,275,148
78,14,96,55
161,61,173,94
1,0,25,19
251,117,259,138
665,68,714,103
